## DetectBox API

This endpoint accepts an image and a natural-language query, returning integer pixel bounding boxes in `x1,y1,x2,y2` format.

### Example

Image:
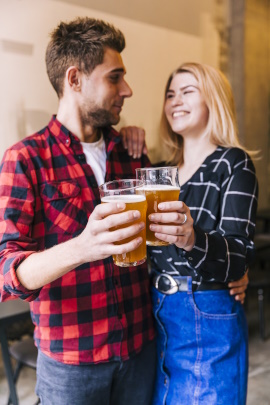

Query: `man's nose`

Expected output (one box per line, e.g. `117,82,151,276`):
120,80,133,98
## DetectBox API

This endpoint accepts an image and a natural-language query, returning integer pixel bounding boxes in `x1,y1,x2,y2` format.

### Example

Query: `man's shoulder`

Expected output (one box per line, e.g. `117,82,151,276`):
5,125,50,154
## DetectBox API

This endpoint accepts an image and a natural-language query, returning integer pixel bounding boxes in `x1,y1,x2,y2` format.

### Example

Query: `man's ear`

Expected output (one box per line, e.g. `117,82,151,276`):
66,66,81,92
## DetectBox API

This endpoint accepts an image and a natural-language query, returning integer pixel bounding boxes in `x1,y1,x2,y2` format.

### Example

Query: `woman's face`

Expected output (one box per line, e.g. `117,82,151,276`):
164,72,209,138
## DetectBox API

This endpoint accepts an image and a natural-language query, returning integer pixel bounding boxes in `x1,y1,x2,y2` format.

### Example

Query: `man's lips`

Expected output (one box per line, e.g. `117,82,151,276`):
113,104,123,111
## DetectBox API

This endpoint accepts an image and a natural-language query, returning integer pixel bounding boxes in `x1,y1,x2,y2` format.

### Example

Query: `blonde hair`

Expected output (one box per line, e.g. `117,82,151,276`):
160,62,255,165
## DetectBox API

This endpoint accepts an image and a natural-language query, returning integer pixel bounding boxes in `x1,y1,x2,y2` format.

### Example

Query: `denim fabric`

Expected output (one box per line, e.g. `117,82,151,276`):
151,277,248,405
36,340,156,405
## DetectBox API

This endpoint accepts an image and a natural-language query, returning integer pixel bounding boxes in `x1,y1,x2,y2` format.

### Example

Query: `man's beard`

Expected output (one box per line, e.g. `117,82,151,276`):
80,107,120,128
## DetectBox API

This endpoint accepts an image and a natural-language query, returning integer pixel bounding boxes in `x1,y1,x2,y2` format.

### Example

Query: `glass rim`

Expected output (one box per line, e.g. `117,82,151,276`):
135,166,179,171
99,179,144,193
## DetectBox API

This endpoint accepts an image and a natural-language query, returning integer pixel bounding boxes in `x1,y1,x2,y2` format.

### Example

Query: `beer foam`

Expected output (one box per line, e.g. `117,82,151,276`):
137,185,180,191
101,195,146,203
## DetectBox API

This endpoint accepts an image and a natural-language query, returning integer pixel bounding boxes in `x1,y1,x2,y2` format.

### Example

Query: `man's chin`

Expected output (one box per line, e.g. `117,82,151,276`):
110,115,121,126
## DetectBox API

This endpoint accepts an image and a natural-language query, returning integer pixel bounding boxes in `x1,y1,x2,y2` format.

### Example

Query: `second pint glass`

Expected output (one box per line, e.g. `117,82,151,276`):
136,167,180,246
99,179,147,266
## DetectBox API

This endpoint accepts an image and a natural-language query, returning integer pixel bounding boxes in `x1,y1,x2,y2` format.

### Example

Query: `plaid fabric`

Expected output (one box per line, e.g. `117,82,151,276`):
0,116,155,364
149,146,258,285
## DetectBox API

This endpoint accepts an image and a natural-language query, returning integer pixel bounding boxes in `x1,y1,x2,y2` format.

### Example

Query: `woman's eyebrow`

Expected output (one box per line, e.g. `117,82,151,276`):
179,85,198,91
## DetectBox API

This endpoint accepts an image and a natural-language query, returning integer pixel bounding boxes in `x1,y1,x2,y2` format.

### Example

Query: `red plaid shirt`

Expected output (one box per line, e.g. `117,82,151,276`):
0,116,155,364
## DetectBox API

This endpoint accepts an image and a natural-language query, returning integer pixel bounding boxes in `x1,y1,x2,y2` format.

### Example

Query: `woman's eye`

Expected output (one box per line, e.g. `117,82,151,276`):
166,93,174,99
183,90,193,95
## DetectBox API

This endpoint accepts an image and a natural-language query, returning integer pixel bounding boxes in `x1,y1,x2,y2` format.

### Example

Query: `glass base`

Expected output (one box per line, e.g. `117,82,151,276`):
146,241,171,246
114,257,147,267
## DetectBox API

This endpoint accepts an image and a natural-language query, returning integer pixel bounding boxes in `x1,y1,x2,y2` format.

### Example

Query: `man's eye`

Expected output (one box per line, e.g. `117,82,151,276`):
109,75,120,83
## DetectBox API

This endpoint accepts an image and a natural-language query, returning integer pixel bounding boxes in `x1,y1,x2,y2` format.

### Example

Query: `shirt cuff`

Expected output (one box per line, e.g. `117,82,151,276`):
4,251,41,301
182,225,208,269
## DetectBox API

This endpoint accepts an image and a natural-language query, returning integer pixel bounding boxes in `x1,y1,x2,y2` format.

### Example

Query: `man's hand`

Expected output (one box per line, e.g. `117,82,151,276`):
77,202,145,263
120,126,148,159
228,271,249,304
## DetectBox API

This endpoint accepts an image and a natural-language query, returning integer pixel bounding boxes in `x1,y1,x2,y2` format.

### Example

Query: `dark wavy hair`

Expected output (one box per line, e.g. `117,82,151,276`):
45,17,125,98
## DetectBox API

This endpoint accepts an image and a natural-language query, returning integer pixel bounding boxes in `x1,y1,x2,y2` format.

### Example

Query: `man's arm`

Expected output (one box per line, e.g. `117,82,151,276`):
120,126,148,159
16,202,144,290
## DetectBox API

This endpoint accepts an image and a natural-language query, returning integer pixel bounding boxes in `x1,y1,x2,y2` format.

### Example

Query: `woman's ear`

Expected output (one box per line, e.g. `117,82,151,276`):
66,66,81,92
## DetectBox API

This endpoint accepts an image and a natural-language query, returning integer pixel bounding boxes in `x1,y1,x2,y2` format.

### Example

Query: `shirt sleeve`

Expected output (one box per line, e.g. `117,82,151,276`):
0,148,41,301
184,152,258,282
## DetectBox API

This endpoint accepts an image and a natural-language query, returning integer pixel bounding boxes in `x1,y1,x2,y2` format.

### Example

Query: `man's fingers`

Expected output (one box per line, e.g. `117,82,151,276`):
91,202,126,220
119,126,147,159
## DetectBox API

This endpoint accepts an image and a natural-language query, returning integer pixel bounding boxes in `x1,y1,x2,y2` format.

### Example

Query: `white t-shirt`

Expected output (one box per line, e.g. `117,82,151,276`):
81,135,106,186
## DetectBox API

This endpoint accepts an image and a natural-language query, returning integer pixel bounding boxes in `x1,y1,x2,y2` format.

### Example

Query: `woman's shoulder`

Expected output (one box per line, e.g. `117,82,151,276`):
214,146,255,172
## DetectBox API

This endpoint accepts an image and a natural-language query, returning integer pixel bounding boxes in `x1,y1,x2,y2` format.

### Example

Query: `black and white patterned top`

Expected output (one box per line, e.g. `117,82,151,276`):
148,146,258,285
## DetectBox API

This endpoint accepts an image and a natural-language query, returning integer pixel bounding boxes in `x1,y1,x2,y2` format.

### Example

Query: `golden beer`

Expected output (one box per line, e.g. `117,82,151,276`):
137,185,180,246
101,194,147,266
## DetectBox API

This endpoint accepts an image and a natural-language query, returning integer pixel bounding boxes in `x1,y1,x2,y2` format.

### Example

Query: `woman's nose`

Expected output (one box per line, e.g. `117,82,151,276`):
172,93,183,105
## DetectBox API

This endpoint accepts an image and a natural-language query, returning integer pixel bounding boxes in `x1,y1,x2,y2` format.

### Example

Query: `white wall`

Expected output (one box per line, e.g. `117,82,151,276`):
0,0,219,162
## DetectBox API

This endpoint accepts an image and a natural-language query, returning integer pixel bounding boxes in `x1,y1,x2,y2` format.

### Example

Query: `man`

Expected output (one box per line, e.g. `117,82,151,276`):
0,17,155,404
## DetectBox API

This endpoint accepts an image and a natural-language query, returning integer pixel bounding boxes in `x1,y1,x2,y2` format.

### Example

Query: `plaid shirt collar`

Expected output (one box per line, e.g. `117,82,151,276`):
48,115,121,155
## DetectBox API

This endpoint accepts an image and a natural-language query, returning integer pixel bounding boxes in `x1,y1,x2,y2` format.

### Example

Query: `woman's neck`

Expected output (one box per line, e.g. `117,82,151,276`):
179,136,217,185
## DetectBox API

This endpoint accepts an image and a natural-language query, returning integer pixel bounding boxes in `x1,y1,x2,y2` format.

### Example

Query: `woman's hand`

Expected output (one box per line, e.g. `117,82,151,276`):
119,126,148,159
149,201,195,251
228,271,249,304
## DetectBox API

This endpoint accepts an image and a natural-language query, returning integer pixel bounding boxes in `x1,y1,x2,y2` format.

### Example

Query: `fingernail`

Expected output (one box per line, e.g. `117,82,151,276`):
149,215,154,220
117,203,125,210
133,211,140,218
159,203,165,209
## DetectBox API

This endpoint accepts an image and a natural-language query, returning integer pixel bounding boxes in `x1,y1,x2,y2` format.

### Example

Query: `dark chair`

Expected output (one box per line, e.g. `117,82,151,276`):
7,336,40,405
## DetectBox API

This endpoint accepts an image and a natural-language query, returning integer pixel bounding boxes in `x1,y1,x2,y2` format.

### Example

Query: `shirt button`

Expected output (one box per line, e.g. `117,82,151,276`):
164,378,167,385
114,278,118,285
118,313,122,319
157,298,160,304
188,257,193,261
160,351,164,359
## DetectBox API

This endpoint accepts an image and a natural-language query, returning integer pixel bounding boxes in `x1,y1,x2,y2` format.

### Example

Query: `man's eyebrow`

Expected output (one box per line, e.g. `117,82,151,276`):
108,68,126,74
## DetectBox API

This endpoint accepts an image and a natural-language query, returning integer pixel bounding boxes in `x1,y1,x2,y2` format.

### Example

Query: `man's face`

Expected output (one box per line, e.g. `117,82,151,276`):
79,48,132,127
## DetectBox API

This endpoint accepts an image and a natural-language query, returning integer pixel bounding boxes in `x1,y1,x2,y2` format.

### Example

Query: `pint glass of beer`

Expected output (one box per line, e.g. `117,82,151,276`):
99,179,147,267
136,167,180,246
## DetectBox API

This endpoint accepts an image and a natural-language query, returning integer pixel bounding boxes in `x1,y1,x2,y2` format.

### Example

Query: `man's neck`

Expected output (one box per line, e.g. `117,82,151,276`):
56,103,100,143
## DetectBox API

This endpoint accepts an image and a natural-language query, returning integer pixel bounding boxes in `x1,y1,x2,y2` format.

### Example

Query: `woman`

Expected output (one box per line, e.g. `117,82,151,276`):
122,62,258,404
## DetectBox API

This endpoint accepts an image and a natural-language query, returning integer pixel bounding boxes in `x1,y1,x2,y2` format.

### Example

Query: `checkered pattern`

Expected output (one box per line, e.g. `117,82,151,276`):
0,116,155,364
149,147,258,285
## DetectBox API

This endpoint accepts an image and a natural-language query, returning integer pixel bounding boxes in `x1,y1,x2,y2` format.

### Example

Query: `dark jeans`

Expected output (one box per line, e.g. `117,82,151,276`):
36,340,156,405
